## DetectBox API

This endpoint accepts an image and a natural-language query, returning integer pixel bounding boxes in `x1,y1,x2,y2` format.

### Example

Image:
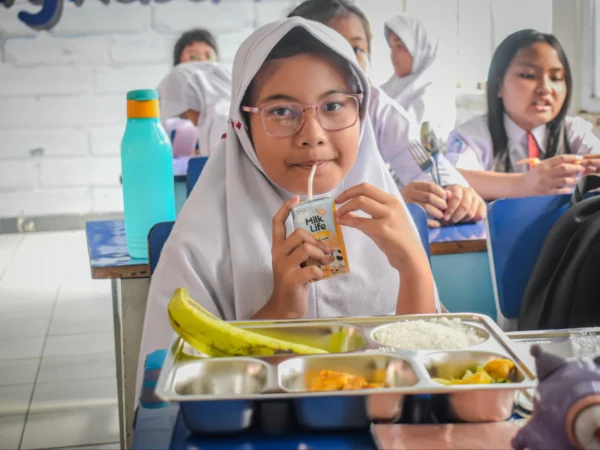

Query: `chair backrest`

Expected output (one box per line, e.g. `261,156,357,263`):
406,202,431,260
186,156,209,195
486,194,570,319
148,221,175,274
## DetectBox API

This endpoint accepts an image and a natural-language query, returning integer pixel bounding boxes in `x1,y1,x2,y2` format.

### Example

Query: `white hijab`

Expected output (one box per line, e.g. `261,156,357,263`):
157,61,232,156
380,15,456,139
138,17,428,385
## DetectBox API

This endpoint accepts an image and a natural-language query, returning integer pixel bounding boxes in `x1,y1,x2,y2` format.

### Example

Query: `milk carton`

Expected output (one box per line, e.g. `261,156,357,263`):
291,196,349,279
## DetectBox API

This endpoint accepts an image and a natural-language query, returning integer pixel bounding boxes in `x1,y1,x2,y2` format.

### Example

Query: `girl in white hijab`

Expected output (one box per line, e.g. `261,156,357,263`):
158,61,232,156
381,15,457,140
287,0,486,228
138,17,436,386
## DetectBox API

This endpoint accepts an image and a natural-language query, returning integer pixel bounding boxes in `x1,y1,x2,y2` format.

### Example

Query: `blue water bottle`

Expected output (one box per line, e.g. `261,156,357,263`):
121,89,175,259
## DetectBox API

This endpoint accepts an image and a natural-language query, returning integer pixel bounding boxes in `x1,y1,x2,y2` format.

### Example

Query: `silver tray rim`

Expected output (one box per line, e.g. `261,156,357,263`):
155,312,538,402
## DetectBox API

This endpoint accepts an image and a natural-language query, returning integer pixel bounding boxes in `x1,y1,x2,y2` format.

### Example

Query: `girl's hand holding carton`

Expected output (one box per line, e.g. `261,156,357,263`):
335,182,426,273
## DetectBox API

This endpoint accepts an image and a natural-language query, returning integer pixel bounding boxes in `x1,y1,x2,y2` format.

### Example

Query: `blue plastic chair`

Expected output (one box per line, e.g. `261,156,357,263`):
406,202,431,260
486,194,571,320
147,221,175,274
186,156,209,195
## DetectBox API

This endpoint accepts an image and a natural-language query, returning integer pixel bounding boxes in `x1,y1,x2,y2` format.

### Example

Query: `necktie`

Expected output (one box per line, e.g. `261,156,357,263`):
527,132,540,170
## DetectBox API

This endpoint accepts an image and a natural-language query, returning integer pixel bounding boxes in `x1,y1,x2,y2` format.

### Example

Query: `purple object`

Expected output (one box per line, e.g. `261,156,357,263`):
512,345,600,450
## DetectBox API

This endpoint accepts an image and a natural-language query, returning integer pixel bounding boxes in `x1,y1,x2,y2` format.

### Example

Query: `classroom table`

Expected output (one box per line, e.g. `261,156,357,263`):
134,328,593,450
86,220,149,449
86,218,492,450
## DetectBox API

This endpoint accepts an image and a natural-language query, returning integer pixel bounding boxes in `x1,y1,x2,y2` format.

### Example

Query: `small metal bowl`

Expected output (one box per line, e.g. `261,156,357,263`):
423,351,525,423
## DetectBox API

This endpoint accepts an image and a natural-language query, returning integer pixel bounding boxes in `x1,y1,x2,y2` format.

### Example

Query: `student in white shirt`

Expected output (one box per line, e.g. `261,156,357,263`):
288,0,486,227
447,29,600,199
138,18,438,391
381,14,457,141
158,61,232,157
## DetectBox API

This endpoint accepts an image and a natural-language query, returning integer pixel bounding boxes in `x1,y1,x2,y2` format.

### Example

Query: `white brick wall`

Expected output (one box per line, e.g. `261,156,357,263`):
0,0,294,219
3,0,561,219
0,130,89,158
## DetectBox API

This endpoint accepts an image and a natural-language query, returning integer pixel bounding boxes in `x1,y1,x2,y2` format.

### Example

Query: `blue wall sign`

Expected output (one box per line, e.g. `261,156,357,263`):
0,0,226,31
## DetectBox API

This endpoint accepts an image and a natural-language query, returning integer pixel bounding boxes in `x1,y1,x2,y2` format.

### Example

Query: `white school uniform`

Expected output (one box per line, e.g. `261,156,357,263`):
446,114,600,172
369,84,467,187
380,15,457,140
137,17,441,399
158,61,232,157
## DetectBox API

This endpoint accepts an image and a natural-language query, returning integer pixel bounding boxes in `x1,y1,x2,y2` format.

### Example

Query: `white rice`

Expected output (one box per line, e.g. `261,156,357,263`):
373,318,485,350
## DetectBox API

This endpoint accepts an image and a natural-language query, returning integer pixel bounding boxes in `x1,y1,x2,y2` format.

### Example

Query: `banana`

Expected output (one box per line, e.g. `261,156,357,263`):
168,288,327,356
168,311,228,357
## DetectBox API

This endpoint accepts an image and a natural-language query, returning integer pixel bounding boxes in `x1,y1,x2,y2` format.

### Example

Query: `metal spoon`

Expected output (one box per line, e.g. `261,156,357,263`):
420,121,442,185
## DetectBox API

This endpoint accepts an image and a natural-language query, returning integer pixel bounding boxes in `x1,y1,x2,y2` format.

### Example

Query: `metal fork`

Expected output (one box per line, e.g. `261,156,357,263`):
407,139,440,185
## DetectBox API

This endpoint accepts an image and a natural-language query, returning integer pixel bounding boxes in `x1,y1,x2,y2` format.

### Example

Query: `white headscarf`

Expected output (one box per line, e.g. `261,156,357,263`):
157,61,232,156
138,17,429,387
380,15,456,139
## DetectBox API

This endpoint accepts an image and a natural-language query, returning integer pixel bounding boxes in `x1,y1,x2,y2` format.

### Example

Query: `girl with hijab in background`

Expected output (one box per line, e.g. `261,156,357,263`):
288,0,485,227
447,29,600,200
381,14,458,141
158,61,232,157
165,29,221,156
139,17,439,388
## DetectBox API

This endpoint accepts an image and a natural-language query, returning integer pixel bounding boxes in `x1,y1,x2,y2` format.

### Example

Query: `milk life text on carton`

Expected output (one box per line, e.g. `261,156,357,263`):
291,196,350,279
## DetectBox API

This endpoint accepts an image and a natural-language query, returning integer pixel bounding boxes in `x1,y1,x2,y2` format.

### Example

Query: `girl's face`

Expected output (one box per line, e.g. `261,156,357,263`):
499,42,567,131
248,53,361,196
388,32,413,77
180,41,217,63
327,14,370,72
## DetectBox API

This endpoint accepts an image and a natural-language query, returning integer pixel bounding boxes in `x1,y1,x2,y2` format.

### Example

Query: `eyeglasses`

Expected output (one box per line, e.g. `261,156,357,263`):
242,93,363,137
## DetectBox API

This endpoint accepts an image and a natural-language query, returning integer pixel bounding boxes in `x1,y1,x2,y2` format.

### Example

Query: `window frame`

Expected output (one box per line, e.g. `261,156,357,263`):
581,0,600,113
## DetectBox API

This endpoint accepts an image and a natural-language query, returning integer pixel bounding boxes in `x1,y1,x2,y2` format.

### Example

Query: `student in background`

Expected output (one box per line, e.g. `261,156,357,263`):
381,15,457,141
173,28,219,65
447,29,600,200
166,29,220,155
288,0,485,227
158,61,232,157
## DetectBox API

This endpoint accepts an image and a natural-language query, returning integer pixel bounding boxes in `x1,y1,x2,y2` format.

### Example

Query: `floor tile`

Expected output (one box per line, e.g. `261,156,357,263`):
21,405,119,450
37,352,116,384
0,234,24,280
0,337,45,361
30,377,117,413
49,295,112,336
0,233,79,292
0,358,40,386
54,444,120,450
0,301,54,339
0,384,34,415
0,414,26,450
0,285,59,307
43,333,115,358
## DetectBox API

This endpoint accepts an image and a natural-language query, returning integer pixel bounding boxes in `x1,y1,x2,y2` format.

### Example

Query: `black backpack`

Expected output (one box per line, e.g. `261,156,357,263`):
519,176,600,330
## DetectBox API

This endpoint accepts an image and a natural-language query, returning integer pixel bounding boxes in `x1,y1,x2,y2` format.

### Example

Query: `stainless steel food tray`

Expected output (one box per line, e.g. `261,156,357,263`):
155,313,537,433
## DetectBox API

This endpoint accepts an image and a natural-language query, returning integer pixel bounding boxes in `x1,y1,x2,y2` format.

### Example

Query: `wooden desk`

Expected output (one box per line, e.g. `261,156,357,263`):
87,218,494,448
86,220,150,450
429,221,487,256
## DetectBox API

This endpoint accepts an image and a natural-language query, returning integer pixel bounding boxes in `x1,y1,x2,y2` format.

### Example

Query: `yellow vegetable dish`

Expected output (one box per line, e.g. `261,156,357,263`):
433,358,516,385
308,370,387,391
